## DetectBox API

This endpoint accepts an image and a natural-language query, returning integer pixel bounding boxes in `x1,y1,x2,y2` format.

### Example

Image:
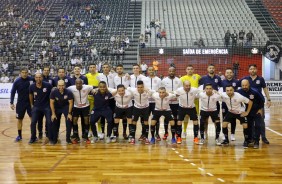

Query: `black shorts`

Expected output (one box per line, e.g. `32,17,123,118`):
149,103,155,114
177,107,198,121
90,107,113,124
200,110,219,122
152,110,174,121
72,106,90,117
114,106,132,119
16,103,31,119
169,104,178,119
132,107,150,121
223,112,247,124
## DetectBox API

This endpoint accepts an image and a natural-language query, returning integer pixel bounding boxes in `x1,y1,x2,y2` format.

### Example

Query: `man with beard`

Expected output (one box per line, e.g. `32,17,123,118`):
54,67,72,87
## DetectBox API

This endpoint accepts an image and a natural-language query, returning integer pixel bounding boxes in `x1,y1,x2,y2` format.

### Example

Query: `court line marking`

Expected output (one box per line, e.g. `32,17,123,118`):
1,127,14,138
217,178,225,182
266,127,282,136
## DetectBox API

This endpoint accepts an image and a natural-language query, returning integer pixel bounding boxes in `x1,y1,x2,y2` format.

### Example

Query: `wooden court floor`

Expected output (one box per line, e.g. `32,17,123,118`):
0,99,282,184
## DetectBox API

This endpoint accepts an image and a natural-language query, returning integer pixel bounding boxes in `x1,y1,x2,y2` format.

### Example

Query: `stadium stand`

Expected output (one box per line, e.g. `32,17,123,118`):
263,0,282,28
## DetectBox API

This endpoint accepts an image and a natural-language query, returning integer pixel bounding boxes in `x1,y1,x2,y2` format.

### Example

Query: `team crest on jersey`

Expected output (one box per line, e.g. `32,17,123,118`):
91,110,94,114
249,94,254,99
190,93,193,96
64,95,68,99
154,80,157,84
234,99,237,103
34,92,37,95
82,90,85,93
65,79,68,82
232,82,236,87
43,88,47,92
215,78,218,83
105,96,108,100
29,81,33,84
49,80,52,84
256,80,260,84
55,97,59,101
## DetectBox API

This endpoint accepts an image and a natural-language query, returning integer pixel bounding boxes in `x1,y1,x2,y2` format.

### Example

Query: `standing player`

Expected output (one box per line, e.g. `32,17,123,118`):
174,81,200,144
10,67,34,142
89,81,114,143
29,73,53,144
161,67,181,140
54,67,72,87
50,80,74,144
128,81,152,144
70,65,88,85
97,63,116,139
113,64,131,140
150,87,177,144
240,64,271,144
68,79,93,144
220,85,253,148
111,84,133,143
144,66,162,141
180,65,201,138
197,83,222,145
199,64,222,139
221,68,239,141
38,66,55,140
238,79,265,149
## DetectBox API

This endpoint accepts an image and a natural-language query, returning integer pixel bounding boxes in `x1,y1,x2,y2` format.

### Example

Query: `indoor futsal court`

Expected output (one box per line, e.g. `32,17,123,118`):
0,98,282,184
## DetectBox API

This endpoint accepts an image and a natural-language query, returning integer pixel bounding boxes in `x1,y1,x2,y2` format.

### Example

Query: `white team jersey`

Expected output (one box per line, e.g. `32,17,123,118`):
113,90,133,108
127,87,153,109
175,87,200,108
97,73,115,88
114,75,130,88
197,92,221,111
161,77,182,104
68,85,93,108
152,92,176,111
130,74,145,88
221,92,249,114
144,76,161,103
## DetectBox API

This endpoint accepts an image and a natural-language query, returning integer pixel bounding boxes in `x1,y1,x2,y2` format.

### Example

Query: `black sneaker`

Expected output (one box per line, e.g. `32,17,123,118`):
39,132,43,140
262,138,270,144
221,140,229,146
243,141,249,149
28,138,38,144
66,139,72,145
253,142,259,149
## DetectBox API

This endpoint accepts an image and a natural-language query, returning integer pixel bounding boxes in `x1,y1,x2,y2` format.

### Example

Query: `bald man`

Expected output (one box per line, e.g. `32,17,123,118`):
174,81,200,144
237,79,265,149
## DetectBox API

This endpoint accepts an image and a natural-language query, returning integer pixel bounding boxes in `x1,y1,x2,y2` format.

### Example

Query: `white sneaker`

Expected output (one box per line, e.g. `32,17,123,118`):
111,136,117,143
198,139,205,145
128,136,132,143
88,132,93,138
231,134,236,141
105,137,111,144
182,132,187,139
99,133,105,140
222,135,226,140
215,139,221,146
91,137,98,144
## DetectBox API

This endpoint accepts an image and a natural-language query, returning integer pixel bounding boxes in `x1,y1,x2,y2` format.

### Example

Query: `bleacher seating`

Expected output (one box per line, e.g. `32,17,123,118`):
141,0,269,47
263,0,282,28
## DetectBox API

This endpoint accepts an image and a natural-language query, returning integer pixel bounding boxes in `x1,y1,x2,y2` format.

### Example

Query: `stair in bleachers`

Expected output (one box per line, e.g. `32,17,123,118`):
123,1,142,73
245,0,282,44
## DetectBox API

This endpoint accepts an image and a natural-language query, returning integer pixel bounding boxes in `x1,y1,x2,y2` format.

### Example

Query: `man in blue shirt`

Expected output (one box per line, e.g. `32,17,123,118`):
69,65,88,85
240,64,271,144
54,68,72,88
38,66,55,140
10,67,34,142
29,73,53,144
90,81,113,143
199,64,222,139
238,79,265,149
221,68,239,141
50,80,74,144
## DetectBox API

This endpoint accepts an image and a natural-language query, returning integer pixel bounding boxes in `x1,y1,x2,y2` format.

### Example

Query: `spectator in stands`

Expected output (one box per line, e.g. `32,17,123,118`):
41,39,49,47
238,30,245,47
124,36,130,48
156,28,162,39
197,37,205,47
150,19,155,28
8,62,14,75
49,30,56,39
0,74,9,83
145,25,151,37
246,30,254,47
75,29,81,38
231,31,238,47
2,62,8,72
224,30,231,47
161,29,167,40
141,62,148,75
106,15,110,21
110,35,116,43
155,19,161,28
91,46,98,59
218,72,225,80
71,57,77,66
233,60,240,79
139,34,145,48
152,58,159,75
